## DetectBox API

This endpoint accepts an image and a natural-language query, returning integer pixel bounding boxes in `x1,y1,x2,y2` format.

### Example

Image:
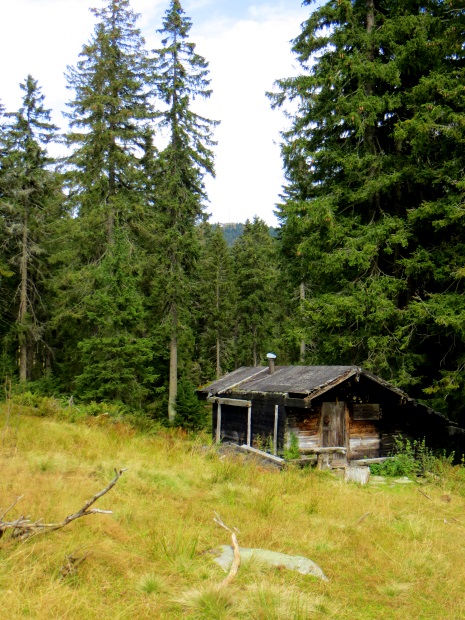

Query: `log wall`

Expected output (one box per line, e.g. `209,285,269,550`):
348,418,381,460
286,408,320,452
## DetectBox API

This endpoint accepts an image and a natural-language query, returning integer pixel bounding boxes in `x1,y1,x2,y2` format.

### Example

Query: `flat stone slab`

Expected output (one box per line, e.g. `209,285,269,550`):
369,475,414,485
213,545,328,581
370,475,387,485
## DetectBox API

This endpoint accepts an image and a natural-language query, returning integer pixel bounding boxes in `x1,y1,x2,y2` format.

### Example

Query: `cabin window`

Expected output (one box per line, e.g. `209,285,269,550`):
353,403,380,421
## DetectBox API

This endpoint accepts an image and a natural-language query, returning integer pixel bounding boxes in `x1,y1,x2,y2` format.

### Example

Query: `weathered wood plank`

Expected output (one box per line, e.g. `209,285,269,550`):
239,445,284,464
273,405,279,455
208,397,252,407
321,402,346,448
351,457,394,465
247,405,252,447
216,402,222,444
284,397,312,409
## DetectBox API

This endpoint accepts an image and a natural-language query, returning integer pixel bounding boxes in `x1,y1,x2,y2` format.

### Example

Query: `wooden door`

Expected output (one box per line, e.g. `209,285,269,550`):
321,402,346,446
321,401,347,465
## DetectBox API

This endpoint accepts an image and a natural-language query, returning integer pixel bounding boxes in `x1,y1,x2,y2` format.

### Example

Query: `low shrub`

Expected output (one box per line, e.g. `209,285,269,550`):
283,431,300,460
370,436,455,479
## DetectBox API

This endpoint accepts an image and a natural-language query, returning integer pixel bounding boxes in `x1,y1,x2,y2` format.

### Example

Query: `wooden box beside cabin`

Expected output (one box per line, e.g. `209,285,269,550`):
198,365,463,465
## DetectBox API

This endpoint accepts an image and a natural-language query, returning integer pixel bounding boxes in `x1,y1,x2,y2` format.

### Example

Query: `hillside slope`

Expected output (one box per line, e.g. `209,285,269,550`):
1,408,464,619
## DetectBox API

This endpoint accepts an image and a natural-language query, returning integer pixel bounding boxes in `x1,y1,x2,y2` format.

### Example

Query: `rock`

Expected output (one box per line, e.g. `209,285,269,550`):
370,475,387,484
344,466,370,485
212,545,328,581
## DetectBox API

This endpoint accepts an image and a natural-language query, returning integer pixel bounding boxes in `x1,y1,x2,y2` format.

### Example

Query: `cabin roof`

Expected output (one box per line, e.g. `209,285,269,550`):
198,365,452,422
200,365,359,397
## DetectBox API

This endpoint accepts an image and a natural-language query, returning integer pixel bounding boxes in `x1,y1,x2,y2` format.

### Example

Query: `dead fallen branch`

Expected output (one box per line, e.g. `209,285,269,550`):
214,512,240,588
354,512,371,526
417,488,432,501
0,468,127,542
60,547,92,578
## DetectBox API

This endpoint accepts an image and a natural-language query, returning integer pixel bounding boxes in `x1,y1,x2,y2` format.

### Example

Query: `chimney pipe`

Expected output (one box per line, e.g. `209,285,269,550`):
267,352,277,374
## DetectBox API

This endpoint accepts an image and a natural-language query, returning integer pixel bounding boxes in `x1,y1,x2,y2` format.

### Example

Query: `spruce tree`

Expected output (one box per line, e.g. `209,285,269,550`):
0,99,16,380
0,77,59,382
232,218,279,368
74,231,156,405
54,0,156,400
151,0,218,421
64,0,154,252
195,224,236,381
270,1,465,419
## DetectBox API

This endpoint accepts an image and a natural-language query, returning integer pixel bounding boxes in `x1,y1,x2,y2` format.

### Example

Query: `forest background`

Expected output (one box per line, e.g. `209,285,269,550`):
1,0,465,428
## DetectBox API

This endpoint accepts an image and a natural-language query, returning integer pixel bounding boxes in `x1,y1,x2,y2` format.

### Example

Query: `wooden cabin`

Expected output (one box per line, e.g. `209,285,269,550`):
197,364,463,466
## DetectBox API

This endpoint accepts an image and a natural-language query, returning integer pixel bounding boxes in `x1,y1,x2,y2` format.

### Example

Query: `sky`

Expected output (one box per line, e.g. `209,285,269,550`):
0,0,318,226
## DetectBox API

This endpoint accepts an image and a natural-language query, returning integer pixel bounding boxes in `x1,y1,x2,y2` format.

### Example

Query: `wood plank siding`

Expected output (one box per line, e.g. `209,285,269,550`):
288,402,382,460
286,408,320,453
348,418,380,460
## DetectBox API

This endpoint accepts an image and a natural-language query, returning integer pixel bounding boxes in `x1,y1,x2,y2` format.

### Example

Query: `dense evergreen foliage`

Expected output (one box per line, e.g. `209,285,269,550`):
151,0,219,421
1,0,465,427
214,223,277,247
233,217,280,367
195,223,236,381
270,0,465,421
64,0,153,246
0,77,60,383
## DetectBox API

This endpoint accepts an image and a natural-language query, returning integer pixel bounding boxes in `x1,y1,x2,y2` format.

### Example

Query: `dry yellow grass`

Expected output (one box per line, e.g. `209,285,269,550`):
1,407,465,619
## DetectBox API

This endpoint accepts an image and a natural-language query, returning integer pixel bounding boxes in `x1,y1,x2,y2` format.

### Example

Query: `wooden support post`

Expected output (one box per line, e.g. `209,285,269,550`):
216,402,222,443
247,405,252,447
273,405,279,455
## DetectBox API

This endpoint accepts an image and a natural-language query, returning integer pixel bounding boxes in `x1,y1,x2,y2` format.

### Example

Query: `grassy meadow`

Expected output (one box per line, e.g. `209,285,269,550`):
1,401,465,619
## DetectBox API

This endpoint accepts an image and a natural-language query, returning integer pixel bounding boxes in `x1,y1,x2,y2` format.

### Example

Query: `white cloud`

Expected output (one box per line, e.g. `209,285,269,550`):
0,0,310,225
0,0,165,138
193,11,307,225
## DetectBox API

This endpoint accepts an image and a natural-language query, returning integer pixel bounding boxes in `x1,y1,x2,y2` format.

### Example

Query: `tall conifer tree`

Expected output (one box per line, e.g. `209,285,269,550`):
195,224,236,381
0,77,59,382
0,99,16,380
233,218,279,368
65,0,153,252
270,0,465,419
56,0,156,401
74,231,156,405
151,0,218,420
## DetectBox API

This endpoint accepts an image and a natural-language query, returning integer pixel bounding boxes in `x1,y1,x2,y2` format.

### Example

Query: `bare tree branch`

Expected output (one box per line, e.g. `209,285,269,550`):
0,468,127,541
0,495,24,521
60,546,92,578
214,512,241,588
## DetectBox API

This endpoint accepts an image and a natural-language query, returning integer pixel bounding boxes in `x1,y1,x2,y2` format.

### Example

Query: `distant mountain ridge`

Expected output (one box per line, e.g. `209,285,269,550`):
213,222,277,247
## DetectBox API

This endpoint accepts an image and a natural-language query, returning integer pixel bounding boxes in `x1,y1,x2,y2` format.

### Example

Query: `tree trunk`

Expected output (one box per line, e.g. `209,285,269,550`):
365,0,376,154
216,269,221,379
108,134,116,246
366,0,375,39
168,303,178,422
19,211,28,382
365,0,381,218
299,281,306,363
216,333,221,380
253,327,257,367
